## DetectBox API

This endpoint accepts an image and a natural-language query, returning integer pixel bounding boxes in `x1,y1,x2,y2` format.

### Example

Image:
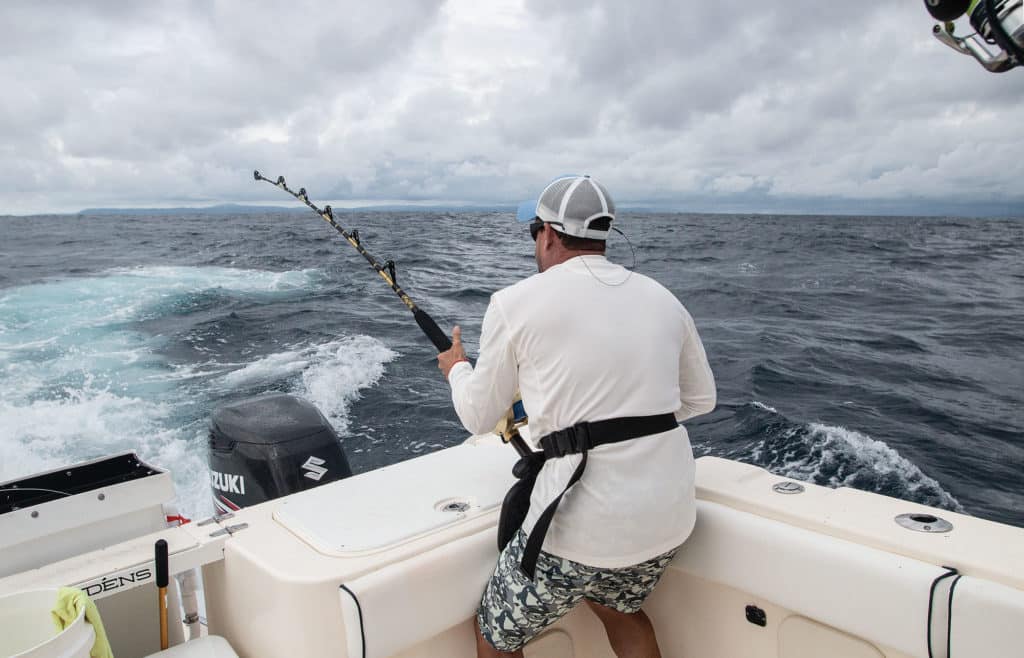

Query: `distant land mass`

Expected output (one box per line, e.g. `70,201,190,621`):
0,197,1018,219
76,203,517,216
77,204,305,216
70,199,1024,219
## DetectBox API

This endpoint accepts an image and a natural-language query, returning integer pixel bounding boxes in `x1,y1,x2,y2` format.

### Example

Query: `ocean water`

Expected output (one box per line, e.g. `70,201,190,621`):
1,211,1021,528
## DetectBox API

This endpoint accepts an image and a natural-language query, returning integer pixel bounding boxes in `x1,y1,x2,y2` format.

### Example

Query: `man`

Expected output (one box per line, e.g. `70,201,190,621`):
437,175,716,658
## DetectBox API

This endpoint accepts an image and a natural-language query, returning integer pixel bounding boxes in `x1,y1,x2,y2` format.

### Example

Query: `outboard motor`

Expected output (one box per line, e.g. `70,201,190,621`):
208,393,353,513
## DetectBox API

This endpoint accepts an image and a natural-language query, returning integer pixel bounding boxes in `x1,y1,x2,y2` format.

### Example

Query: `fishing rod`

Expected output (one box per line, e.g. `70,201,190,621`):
253,170,532,457
254,170,452,351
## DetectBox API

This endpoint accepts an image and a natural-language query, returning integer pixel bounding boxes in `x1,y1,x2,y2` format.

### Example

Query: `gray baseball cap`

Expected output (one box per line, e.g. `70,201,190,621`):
515,174,616,240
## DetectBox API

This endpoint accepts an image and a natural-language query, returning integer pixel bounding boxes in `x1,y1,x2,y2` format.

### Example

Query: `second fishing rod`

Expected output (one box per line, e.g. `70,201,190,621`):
253,170,531,457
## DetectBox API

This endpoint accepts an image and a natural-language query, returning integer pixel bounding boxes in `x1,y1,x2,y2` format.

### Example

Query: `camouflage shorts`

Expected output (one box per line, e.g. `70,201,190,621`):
477,529,679,652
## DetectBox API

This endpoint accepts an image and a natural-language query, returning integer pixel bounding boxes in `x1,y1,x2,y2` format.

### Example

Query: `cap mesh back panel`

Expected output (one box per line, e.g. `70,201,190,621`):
593,180,615,215
539,179,575,219
565,180,603,223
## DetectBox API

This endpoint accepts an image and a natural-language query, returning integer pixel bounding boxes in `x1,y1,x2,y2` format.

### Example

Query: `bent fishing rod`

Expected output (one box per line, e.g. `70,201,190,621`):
253,170,531,456
254,170,453,352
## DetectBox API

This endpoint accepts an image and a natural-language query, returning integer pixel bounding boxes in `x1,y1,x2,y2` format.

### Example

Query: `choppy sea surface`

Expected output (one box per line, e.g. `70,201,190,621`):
1,211,1021,528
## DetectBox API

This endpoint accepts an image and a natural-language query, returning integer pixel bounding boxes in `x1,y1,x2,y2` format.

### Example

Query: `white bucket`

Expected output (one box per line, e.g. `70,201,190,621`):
0,589,95,658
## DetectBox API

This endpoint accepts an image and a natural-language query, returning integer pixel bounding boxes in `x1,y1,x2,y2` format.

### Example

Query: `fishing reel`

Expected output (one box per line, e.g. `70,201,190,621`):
496,398,530,446
925,0,1024,72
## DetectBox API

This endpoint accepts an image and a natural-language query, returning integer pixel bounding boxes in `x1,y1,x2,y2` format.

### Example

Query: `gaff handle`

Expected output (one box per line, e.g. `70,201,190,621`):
155,539,169,650
155,539,168,588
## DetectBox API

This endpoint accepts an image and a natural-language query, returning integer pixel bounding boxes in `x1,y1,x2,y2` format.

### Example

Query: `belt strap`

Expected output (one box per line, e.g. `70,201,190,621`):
539,413,679,459
519,413,678,579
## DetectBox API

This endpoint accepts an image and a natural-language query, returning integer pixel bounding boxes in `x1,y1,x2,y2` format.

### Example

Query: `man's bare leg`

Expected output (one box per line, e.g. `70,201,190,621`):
585,600,662,658
476,617,524,658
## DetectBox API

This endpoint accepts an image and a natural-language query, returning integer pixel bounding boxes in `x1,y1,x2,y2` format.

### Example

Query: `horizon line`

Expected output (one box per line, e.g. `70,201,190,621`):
2,200,1023,220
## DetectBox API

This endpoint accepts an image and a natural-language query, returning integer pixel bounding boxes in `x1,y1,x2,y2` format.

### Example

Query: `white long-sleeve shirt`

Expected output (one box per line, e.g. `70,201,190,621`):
448,255,716,567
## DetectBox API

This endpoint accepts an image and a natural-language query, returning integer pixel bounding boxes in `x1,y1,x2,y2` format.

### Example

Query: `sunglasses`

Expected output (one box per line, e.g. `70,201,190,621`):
529,219,564,241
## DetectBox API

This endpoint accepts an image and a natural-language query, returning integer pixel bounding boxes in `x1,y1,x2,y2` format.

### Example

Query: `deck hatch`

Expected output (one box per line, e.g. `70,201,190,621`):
273,443,515,555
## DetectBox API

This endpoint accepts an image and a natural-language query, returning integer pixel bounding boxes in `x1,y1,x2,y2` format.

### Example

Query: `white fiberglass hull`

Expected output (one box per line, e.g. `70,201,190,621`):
2,436,1022,658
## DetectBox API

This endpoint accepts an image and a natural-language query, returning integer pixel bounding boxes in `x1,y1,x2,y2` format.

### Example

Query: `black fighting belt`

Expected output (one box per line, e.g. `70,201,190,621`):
497,413,679,579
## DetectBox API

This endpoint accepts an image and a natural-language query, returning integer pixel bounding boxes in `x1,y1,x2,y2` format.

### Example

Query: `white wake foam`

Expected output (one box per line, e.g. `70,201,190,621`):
219,336,398,435
0,265,354,518
744,401,961,511
780,422,961,511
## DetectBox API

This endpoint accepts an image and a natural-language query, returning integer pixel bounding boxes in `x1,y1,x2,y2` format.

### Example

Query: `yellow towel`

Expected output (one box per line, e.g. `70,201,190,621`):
51,587,114,658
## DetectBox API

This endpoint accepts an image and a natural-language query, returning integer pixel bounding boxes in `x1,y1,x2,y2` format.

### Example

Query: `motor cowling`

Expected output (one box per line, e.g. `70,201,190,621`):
208,393,353,513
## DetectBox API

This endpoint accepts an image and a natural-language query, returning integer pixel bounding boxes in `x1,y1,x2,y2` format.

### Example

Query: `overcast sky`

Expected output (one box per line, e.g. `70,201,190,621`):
1,0,1022,216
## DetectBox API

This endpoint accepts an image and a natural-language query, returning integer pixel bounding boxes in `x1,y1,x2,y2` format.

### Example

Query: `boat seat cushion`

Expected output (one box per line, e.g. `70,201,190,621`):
338,499,1024,658
949,576,1024,657
677,500,1024,658
340,527,497,658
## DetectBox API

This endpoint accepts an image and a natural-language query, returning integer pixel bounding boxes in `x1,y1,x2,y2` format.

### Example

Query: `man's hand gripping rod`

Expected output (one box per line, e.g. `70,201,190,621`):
253,170,532,457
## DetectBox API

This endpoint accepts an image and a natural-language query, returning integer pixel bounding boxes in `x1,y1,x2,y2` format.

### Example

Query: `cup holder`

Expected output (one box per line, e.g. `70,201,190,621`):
895,512,953,533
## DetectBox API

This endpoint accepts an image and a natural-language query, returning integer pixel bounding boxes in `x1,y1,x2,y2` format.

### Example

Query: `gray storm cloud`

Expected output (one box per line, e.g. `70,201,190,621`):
0,0,1021,215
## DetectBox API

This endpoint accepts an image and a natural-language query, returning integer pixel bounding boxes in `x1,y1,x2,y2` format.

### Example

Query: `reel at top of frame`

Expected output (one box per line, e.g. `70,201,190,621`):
926,0,1024,72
